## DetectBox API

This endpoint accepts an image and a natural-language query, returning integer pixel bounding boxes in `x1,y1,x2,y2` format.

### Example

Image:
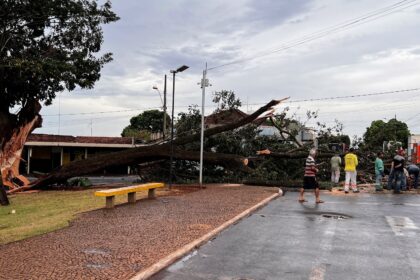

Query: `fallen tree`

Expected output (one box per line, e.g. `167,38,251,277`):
20,99,286,191
256,149,334,159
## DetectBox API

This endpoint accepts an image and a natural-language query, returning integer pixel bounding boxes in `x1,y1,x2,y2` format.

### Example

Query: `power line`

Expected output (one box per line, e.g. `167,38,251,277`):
208,0,418,71
244,87,420,106
41,87,420,117
43,106,161,117
287,88,420,103
405,112,420,123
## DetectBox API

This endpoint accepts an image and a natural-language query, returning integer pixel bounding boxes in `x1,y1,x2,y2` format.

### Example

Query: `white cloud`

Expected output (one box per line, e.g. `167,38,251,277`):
35,0,420,139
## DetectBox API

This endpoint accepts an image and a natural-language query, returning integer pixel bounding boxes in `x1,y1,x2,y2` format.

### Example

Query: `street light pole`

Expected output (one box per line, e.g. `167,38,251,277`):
169,71,176,189
199,63,210,187
163,74,167,139
153,75,168,140
169,65,189,189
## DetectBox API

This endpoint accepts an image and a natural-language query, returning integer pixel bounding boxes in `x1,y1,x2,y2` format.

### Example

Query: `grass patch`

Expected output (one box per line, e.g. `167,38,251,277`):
0,189,138,245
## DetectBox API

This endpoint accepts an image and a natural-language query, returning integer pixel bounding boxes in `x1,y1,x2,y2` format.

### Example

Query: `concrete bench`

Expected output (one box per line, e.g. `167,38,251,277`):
94,182,165,208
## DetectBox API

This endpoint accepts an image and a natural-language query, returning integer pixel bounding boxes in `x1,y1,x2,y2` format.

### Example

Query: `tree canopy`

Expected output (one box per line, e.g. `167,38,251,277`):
0,0,119,193
363,119,410,149
0,0,119,111
121,110,170,137
212,90,242,112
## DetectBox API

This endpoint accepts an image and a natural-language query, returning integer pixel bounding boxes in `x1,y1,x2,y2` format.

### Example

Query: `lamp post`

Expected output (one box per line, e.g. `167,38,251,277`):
153,74,167,139
169,65,189,189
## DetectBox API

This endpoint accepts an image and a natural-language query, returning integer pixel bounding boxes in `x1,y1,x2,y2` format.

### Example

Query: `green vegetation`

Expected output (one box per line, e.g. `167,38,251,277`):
121,109,171,137
363,119,410,149
0,190,130,245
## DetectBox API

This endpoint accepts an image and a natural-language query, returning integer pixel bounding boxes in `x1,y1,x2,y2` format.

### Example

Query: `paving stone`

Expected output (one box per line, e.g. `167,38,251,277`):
0,185,274,280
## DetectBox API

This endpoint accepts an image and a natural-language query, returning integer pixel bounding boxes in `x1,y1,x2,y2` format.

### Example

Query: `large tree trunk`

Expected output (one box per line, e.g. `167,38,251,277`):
0,175,9,206
25,99,286,190
17,148,248,191
0,100,42,194
257,151,335,159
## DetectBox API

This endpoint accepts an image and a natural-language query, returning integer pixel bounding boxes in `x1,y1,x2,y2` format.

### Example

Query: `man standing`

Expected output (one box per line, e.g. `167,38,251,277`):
299,148,324,204
390,149,405,193
375,152,385,191
330,153,341,189
407,164,419,189
344,148,359,193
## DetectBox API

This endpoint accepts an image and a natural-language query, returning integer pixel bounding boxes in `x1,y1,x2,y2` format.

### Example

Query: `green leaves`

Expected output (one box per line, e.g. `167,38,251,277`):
0,0,119,110
212,90,242,112
122,110,170,136
363,119,410,149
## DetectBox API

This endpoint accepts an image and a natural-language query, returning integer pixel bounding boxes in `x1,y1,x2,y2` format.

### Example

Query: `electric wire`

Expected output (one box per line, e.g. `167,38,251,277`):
207,0,418,71
41,87,420,118
43,106,162,117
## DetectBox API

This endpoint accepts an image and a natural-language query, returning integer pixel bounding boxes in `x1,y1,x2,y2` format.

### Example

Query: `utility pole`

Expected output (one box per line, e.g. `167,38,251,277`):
163,74,167,139
394,114,397,142
199,63,211,187
246,96,249,113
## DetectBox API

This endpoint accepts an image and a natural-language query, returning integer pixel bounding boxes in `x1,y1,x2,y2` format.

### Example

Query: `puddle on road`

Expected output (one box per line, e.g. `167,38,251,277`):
300,211,352,220
321,214,350,220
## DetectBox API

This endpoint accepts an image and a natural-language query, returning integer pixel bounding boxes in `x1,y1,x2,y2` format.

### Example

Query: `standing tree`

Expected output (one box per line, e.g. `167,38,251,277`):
212,90,242,112
363,119,410,149
121,110,170,140
0,1,119,191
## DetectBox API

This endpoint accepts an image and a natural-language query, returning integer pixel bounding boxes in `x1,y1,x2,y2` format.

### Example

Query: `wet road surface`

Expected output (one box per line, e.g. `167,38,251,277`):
152,191,420,280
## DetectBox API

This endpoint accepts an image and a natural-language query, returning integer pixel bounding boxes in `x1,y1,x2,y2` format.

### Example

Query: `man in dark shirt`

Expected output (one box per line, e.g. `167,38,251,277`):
408,164,419,189
390,149,405,193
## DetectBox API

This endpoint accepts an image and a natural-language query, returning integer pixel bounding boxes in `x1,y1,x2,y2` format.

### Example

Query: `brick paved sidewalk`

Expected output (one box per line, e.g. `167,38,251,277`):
0,184,275,280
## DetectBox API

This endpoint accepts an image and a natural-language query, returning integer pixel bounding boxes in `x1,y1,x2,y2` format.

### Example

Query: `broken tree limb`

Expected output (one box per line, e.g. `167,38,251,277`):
256,150,334,159
174,99,287,146
0,100,42,194
269,116,304,147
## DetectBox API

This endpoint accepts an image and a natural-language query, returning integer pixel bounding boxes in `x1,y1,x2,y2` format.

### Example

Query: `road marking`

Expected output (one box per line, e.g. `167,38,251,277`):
327,201,420,207
385,216,418,236
308,220,336,280
403,203,420,207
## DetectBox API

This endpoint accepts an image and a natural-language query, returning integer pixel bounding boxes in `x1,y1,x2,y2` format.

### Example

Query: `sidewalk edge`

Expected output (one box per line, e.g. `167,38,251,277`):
129,190,280,280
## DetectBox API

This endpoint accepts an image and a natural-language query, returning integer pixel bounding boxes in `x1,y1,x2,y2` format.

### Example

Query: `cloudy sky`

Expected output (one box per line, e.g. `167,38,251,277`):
36,0,420,139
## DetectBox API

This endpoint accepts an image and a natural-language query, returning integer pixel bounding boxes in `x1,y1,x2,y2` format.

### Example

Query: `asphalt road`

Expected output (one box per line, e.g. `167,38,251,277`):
152,191,420,280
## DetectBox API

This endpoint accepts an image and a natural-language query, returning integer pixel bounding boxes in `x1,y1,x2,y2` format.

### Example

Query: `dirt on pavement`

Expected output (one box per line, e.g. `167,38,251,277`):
0,184,276,280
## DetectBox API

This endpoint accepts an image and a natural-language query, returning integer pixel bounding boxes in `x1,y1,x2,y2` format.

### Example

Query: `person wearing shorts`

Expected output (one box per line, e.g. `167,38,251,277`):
299,148,323,203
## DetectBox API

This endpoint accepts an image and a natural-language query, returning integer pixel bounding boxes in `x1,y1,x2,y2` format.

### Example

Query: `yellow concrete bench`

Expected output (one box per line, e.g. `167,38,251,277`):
94,182,165,208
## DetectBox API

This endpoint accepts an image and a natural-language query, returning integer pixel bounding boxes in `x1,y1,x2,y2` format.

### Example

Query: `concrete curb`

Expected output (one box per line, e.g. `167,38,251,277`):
129,189,281,280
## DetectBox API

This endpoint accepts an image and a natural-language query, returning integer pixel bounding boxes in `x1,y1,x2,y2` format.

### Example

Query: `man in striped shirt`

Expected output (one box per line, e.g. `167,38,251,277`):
299,148,324,203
